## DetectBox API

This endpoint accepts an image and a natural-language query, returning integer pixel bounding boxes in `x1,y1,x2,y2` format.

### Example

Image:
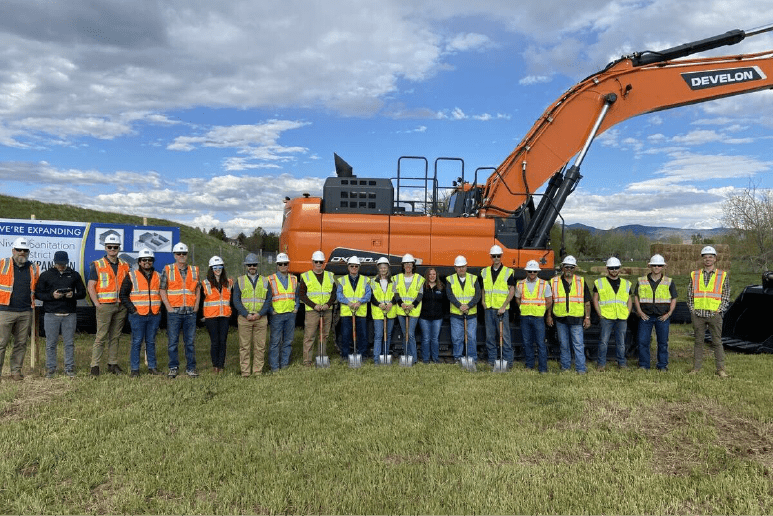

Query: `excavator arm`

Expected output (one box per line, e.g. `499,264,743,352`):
481,26,773,247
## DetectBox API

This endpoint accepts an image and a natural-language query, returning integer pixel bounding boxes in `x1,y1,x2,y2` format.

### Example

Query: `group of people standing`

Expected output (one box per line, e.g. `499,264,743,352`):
0,236,731,379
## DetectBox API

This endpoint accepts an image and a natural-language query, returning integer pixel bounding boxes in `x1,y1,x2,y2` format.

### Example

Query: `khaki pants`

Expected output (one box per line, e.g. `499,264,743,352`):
238,315,267,376
91,302,127,368
302,309,333,365
692,312,725,371
0,311,31,375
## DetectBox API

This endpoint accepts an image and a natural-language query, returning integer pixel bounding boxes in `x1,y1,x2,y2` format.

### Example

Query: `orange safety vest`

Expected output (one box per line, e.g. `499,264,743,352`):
93,257,129,304
164,264,200,308
267,273,298,314
0,258,40,307
202,278,233,318
128,270,161,315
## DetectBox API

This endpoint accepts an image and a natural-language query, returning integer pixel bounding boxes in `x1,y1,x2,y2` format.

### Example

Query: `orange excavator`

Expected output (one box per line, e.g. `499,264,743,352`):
280,25,773,276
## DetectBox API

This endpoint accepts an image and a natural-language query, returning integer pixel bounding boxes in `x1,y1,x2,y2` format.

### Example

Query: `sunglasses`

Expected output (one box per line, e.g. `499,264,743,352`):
563,265,576,270
348,264,360,268
14,248,30,253
175,252,188,256
313,260,324,264
650,264,663,268
106,245,120,250
491,254,501,258
527,270,538,274
138,258,154,263
277,262,289,266
607,267,620,271
246,263,258,267
212,265,223,270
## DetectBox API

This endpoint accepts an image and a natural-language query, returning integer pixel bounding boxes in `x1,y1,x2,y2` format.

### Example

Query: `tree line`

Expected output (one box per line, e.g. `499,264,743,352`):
206,226,280,253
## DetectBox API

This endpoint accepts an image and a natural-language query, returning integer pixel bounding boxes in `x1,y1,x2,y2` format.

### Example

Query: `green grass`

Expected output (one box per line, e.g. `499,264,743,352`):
2,325,773,514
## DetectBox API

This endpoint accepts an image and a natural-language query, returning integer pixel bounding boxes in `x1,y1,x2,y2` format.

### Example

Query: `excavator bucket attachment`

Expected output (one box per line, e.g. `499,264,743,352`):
722,272,773,353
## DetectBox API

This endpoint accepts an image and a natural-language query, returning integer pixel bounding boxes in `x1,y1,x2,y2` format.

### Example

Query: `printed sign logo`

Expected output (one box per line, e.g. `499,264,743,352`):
682,66,766,90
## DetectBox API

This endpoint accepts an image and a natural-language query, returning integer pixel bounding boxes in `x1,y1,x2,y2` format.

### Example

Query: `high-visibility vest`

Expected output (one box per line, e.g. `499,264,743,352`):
481,266,513,310
637,276,673,305
551,275,585,317
517,278,548,317
370,276,396,320
393,273,425,316
237,275,268,313
691,269,726,312
202,278,233,318
301,270,335,311
128,270,161,315
268,273,297,314
164,264,199,308
0,258,40,307
447,273,478,316
94,257,129,304
594,277,631,320
338,275,367,317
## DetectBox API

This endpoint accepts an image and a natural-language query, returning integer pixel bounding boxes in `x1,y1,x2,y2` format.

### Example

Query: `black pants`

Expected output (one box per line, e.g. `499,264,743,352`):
205,317,229,368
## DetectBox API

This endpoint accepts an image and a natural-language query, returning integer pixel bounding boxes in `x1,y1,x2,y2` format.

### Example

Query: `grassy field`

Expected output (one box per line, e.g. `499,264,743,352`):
2,324,773,514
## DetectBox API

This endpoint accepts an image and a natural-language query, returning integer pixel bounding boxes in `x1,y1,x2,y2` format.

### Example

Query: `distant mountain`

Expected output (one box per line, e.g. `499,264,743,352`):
566,223,729,242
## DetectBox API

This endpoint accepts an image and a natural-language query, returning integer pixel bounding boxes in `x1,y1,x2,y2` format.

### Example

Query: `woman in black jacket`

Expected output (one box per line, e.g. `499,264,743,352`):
419,268,444,363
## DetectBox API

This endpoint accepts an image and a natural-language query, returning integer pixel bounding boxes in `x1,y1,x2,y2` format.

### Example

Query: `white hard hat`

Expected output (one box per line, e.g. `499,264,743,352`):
454,255,467,267
401,253,415,263
209,256,224,267
525,260,541,272
701,245,717,256
648,254,666,266
376,257,390,265
489,245,503,255
311,250,325,262
12,237,29,250
347,256,361,266
561,255,577,266
173,242,188,253
276,253,290,263
606,257,622,268
138,248,155,260
103,234,121,246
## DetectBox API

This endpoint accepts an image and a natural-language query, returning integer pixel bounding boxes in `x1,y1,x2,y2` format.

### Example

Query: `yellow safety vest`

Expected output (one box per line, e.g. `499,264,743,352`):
637,276,673,305
517,278,548,317
301,270,335,311
128,270,161,315
551,275,585,317
393,273,425,316
202,278,233,318
238,275,268,313
338,275,367,317
268,273,297,314
370,276,396,320
447,273,478,316
691,269,726,312
481,266,513,310
594,277,631,320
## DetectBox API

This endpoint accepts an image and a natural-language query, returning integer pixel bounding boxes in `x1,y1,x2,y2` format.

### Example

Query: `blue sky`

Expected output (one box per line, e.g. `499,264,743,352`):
1,0,771,236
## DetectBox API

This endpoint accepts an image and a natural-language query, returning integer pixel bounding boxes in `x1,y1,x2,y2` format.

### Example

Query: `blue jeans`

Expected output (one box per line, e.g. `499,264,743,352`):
129,312,161,371
638,316,670,369
45,313,77,373
373,317,395,364
167,311,197,371
450,315,477,360
555,321,586,372
598,317,627,367
520,315,547,372
269,312,296,371
339,314,368,359
397,315,419,362
484,309,513,366
419,318,442,363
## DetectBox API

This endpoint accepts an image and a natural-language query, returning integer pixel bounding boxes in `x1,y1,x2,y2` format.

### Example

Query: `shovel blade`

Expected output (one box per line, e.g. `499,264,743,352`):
493,359,508,373
316,355,330,368
378,354,392,365
399,355,413,367
461,357,476,372
348,353,362,368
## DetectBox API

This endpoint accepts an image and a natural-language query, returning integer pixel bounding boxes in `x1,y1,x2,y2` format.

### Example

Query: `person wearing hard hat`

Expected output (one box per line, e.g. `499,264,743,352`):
298,251,336,366
87,233,130,376
0,237,41,381
160,242,201,378
480,245,516,369
336,256,372,361
201,256,233,374
591,257,632,371
446,255,481,364
232,253,271,376
371,257,397,364
267,253,299,371
687,246,730,377
515,260,552,373
546,255,591,374
36,250,87,378
119,248,163,377
392,253,424,364
633,254,677,371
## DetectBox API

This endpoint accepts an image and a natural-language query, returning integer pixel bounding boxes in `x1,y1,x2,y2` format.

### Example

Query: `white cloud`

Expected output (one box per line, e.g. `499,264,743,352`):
519,75,551,85
444,33,494,53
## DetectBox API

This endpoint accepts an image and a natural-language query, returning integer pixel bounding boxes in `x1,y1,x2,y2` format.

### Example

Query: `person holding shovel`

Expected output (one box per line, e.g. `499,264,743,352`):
392,253,424,365
371,257,396,365
298,251,336,367
480,245,516,369
447,255,481,365
336,256,371,362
